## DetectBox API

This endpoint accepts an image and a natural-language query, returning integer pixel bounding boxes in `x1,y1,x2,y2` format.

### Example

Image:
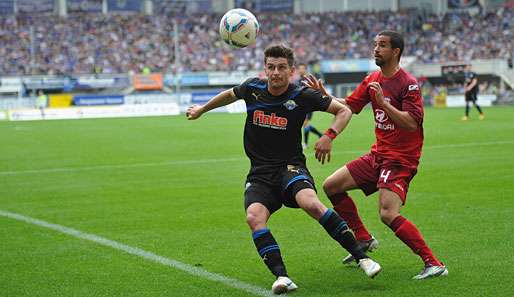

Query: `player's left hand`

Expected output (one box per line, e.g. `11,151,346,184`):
369,82,386,107
314,135,332,164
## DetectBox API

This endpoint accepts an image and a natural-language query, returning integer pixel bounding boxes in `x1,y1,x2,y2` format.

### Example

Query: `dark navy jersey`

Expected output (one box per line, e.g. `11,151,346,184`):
464,71,478,94
233,77,331,170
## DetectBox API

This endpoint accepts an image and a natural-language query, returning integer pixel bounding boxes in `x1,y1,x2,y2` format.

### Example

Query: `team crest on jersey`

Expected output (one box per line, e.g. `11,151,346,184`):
283,100,297,110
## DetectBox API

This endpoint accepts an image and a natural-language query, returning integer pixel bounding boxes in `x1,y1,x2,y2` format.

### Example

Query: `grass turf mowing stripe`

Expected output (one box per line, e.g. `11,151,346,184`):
0,209,274,297
0,140,512,176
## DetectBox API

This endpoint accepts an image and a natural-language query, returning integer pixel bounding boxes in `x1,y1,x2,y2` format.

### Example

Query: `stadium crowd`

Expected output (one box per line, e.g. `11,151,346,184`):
0,7,512,75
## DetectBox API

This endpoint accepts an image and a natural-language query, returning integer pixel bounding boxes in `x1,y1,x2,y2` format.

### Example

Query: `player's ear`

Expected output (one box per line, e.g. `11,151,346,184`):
393,48,400,60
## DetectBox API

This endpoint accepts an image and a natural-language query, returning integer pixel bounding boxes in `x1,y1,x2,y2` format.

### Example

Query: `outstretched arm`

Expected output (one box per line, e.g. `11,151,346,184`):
314,100,352,164
186,89,238,120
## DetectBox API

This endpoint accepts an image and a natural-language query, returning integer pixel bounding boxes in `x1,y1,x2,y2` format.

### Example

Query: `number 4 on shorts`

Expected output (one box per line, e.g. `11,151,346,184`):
380,169,391,183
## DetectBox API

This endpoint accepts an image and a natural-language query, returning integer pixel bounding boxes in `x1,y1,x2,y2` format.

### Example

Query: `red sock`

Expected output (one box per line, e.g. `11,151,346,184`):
330,193,372,241
389,215,442,266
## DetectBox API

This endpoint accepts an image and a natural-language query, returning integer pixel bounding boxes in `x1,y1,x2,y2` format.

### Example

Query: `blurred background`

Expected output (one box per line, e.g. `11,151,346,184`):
0,0,512,120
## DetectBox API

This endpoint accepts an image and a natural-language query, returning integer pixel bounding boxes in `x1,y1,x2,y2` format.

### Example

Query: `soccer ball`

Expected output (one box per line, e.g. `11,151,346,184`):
219,8,259,48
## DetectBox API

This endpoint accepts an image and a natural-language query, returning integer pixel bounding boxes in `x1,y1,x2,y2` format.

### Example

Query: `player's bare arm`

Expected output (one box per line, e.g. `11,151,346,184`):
186,89,237,120
303,74,350,106
368,82,418,131
314,100,352,164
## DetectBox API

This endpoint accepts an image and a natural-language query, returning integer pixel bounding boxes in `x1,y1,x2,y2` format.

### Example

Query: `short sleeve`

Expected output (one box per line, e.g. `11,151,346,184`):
346,76,371,114
302,88,332,112
401,82,424,125
233,78,257,100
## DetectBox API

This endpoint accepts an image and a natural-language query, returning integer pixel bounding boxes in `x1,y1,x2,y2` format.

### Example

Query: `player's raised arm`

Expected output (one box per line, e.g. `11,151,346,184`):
302,74,349,106
186,89,238,120
368,82,419,131
314,100,352,164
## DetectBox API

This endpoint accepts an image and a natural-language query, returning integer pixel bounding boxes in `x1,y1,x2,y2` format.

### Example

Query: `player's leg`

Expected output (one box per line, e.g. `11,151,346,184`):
378,188,447,279
245,184,293,292
472,96,484,119
324,160,380,264
293,187,381,278
463,100,470,120
309,125,323,138
323,156,376,241
306,113,322,138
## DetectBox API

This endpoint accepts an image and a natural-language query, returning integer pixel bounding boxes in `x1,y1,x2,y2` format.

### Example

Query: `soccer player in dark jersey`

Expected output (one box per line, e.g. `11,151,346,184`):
296,63,323,148
462,64,484,121
186,45,381,294
304,31,448,280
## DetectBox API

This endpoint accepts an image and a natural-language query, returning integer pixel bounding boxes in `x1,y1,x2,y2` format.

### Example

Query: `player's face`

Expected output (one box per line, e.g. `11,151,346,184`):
373,35,396,67
265,57,294,89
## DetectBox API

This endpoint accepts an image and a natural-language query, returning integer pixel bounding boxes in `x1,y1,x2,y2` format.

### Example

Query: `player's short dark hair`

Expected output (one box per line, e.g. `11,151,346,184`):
264,45,295,67
378,30,404,61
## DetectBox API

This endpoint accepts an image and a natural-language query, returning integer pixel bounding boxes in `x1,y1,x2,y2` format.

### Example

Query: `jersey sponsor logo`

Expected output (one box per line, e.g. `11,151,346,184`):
375,109,388,123
253,110,288,130
375,109,395,130
408,84,419,91
375,122,395,131
283,99,298,110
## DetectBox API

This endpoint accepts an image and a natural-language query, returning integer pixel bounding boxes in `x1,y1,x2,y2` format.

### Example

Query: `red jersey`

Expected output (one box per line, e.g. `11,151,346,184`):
346,68,424,168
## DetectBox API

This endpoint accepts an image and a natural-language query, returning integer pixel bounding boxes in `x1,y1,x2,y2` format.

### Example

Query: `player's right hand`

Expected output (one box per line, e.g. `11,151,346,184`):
186,105,203,120
314,135,332,164
302,74,329,97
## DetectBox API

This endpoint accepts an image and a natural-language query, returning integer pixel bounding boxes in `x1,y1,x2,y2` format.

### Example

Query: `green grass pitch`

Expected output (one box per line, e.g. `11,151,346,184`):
1,106,513,296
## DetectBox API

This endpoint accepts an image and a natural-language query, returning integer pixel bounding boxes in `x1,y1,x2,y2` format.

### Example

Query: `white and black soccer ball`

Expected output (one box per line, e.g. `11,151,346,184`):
219,8,259,48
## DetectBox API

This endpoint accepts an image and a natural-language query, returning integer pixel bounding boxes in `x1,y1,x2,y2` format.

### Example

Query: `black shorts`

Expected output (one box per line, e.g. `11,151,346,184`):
244,165,316,214
465,92,477,102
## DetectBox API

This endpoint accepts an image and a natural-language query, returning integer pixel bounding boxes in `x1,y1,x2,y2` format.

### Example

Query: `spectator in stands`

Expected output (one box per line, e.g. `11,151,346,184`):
0,7,512,75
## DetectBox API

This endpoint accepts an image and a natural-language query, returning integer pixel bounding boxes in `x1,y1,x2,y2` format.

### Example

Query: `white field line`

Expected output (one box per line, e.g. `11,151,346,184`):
1,140,512,176
0,209,274,297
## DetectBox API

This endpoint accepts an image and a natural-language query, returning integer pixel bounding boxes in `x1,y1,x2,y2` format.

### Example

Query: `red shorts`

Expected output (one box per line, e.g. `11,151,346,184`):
346,153,418,204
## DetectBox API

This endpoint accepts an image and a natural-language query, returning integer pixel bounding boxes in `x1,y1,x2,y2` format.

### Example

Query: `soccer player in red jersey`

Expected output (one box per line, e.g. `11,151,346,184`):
305,31,448,280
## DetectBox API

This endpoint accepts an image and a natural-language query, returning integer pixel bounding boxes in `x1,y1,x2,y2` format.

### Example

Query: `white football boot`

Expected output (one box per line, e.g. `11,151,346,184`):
271,276,298,294
358,258,382,278
412,264,448,280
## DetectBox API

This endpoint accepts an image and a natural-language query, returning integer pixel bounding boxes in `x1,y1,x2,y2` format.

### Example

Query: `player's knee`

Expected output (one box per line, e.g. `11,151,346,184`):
300,198,326,219
246,211,265,230
379,207,398,225
322,177,339,196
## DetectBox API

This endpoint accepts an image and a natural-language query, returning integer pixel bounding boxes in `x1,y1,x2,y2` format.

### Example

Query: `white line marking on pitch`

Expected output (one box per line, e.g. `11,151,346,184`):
0,209,274,297
1,140,512,176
